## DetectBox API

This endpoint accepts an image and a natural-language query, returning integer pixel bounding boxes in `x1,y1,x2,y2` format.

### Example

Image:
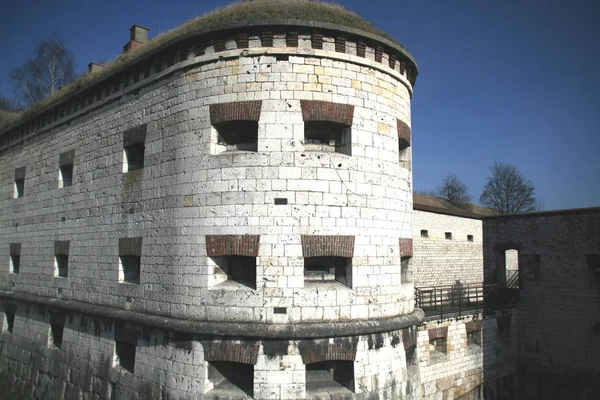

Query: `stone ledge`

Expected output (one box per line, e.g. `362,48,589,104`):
0,290,424,339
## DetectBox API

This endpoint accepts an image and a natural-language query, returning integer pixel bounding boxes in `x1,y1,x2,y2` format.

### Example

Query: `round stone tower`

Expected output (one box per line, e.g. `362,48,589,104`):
0,1,422,399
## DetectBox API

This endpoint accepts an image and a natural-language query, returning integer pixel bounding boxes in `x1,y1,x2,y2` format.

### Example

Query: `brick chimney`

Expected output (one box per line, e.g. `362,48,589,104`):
123,25,149,54
88,63,104,74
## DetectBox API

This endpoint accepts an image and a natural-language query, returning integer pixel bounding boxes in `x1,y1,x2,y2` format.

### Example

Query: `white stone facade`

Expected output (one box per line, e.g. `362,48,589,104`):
412,210,483,287
0,19,423,400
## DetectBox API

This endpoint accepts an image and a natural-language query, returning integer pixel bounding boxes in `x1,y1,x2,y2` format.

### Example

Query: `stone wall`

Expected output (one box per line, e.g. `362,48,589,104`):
418,313,518,400
0,21,421,400
413,210,483,287
483,208,600,399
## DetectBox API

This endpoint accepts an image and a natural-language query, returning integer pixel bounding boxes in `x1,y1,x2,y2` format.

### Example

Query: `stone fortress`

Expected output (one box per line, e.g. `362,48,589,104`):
1,1,599,399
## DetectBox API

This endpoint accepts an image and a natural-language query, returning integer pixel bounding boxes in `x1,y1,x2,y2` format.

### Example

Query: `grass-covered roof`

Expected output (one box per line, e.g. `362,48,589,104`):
1,0,413,132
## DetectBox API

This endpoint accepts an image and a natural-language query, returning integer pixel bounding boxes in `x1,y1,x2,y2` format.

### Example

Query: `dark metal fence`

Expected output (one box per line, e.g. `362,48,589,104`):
415,283,517,319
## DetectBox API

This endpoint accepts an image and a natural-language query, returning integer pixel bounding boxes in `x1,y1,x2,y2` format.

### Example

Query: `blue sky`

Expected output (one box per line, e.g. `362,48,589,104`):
1,0,598,210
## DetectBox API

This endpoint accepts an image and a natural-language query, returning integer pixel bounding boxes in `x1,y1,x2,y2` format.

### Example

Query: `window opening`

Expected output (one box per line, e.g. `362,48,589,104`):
207,361,254,397
215,121,258,152
445,232,452,240
304,121,351,155
305,361,354,396
124,142,145,172
212,256,256,289
4,312,15,333
55,255,69,278
14,178,24,198
420,230,428,238
120,256,141,284
304,256,352,288
50,323,64,349
115,340,136,373
467,235,474,242
59,164,74,187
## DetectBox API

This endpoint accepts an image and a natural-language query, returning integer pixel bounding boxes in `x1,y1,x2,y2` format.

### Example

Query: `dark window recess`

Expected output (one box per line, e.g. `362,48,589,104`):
401,257,412,284
124,142,145,171
445,232,452,240
214,256,256,289
276,54,289,61
10,255,20,274
304,121,351,155
467,330,482,347
59,164,73,187
15,178,25,198
55,255,69,278
430,337,447,354
274,307,287,314
304,256,352,287
216,121,258,152
120,256,141,284
467,235,474,242
115,340,136,373
5,312,15,333
208,362,253,397
274,198,288,205
51,324,64,349
420,230,428,238
306,361,354,395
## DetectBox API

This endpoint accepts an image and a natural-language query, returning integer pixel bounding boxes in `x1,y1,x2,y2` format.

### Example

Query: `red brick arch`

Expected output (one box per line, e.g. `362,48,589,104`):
206,235,260,257
300,235,355,258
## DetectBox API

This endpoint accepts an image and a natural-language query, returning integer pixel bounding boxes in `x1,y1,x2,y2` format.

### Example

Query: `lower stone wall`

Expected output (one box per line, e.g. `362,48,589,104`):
0,299,422,400
417,312,518,400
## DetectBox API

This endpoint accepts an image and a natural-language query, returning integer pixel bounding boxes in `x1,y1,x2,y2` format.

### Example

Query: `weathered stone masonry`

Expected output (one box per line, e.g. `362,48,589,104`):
0,6,425,399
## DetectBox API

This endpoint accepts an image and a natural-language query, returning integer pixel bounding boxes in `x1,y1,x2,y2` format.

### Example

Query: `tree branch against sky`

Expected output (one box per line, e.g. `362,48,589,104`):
437,174,471,207
480,162,537,214
10,33,76,107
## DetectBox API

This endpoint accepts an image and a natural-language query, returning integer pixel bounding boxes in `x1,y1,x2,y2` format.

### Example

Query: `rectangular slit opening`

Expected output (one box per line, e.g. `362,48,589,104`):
304,256,352,288
55,255,69,278
124,142,145,172
304,121,351,155
10,254,20,274
114,340,136,373
4,312,15,333
212,256,256,289
207,361,253,397
14,178,25,198
59,164,74,187
50,323,64,349
215,121,258,152
305,360,354,397
120,256,141,284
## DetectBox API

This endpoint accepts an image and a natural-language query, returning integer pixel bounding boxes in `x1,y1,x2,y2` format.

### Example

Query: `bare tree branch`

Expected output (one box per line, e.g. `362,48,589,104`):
437,174,472,207
480,162,537,214
10,33,76,107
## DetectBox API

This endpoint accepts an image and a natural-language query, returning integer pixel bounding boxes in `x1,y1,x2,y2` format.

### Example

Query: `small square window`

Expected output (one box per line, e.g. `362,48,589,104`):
4,312,15,333
445,232,452,240
119,256,141,284
124,142,145,172
420,230,428,238
467,329,482,347
55,255,69,278
212,255,257,289
467,235,474,242
50,323,64,349
59,164,74,187
14,178,25,198
115,340,136,373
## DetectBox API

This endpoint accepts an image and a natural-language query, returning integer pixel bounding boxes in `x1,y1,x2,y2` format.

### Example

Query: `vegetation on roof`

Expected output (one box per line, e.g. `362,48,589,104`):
0,110,21,129
1,0,406,134
413,194,498,217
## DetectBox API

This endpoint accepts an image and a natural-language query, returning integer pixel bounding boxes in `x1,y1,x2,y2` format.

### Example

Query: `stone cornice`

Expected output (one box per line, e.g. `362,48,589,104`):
0,20,417,152
0,290,424,339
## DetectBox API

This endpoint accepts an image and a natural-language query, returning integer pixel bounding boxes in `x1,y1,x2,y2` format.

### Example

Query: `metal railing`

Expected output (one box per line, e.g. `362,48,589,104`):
415,283,517,319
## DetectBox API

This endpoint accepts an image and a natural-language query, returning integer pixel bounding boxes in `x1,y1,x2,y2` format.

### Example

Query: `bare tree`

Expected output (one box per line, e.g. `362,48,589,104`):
10,34,76,107
480,161,536,214
437,174,472,206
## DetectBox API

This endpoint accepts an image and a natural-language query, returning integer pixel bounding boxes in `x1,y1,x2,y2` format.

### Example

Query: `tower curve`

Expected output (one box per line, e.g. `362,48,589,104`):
0,1,422,399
